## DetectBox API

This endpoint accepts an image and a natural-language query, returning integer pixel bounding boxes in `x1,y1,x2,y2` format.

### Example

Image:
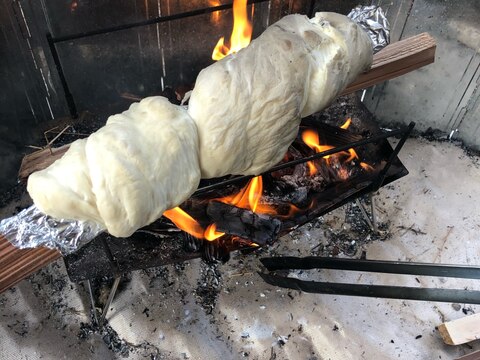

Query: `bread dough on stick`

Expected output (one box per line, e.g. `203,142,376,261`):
188,12,373,178
27,97,201,237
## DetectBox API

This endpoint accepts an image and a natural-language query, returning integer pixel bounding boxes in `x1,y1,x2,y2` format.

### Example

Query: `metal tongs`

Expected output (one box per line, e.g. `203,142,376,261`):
259,256,480,304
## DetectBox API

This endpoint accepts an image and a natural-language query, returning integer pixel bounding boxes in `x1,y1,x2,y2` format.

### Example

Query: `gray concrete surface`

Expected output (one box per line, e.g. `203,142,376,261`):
367,0,480,149
1,137,480,359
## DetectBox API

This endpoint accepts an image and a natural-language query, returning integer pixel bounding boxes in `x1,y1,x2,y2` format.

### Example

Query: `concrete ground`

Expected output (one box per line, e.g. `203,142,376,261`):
1,136,480,359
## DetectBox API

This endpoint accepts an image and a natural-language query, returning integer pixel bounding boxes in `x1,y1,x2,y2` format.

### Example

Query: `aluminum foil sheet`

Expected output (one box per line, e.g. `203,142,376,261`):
0,205,104,254
348,5,390,53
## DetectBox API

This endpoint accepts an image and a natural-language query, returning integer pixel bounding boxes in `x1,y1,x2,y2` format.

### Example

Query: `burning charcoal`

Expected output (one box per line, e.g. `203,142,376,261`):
206,201,281,246
202,239,230,264
183,232,202,252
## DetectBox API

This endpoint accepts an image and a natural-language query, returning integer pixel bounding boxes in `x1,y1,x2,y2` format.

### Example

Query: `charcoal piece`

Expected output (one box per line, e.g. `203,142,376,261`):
183,232,202,252
202,239,230,264
206,201,281,246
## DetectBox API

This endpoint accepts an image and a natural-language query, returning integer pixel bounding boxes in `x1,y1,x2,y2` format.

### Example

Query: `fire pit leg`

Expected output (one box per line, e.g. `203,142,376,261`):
99,276,121,326
85,279,99,326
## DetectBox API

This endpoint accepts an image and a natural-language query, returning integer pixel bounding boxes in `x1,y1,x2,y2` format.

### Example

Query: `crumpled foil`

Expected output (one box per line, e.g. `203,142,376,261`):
0,205,104,254
348,5,390,53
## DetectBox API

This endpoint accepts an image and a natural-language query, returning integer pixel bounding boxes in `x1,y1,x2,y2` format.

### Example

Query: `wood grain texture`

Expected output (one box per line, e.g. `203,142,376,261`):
18,145,70,183
0,235,61,294
438,313,480,345
342,32,436,95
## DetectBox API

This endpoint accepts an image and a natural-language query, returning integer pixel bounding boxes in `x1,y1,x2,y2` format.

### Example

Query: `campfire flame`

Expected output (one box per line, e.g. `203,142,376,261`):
163,207,205,239
164,119,374,244
209,1,221,24
217,176,276,214
163,207,226,241
204,223,225,241
212,0,252,61
301,129,335,175
301,118,372,178
340,118,352,129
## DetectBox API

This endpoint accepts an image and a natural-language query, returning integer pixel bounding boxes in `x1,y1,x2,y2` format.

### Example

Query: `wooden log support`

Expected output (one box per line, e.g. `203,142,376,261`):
0,235,61,294
18,145,70,182
438,313,480,345
342,32,436,95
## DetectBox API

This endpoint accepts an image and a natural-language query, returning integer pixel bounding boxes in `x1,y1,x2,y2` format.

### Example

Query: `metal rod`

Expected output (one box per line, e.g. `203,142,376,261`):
99,276,121,325
370,193,378,232
194,124,412,195
46,33,77,118
85,280,99,325
372,121,415,191
50,0,270,43
355,198,375,232
260,257,480,279
307,0,316,18
259,273,480,304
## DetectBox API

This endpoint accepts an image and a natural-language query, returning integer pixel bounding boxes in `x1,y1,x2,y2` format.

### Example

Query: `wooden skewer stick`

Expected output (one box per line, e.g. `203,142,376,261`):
17,33,436,183
1,32,437,294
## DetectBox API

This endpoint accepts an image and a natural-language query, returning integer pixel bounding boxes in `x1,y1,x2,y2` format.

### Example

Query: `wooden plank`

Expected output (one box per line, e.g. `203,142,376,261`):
342,32,436,95
0,235,61,294
456,349,480,360
438,313,480,345
18,144,70,183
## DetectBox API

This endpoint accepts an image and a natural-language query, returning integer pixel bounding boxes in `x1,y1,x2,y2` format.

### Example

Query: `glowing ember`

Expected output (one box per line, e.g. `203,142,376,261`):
340,118,352,129
360,162,374,171
212,0,252,60
163,207,205,239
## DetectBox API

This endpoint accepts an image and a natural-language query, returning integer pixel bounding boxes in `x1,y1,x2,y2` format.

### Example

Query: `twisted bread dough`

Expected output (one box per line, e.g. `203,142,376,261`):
27,97,200,237
188,12,372,178
27,12,372,238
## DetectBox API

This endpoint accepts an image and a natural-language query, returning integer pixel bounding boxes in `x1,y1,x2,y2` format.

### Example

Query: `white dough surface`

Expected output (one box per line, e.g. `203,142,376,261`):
27,97,201,237
188,12,372,178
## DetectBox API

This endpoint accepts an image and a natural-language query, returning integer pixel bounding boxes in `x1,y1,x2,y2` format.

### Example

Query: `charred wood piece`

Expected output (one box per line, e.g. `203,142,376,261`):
207,201,281,246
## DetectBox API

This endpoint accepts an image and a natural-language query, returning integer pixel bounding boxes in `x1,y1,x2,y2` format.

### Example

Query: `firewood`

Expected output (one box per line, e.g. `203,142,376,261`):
438,313,480,345
17,33,436,182
206,201,281,245
0,235,61,294
18,145,69,182
341,32,436,94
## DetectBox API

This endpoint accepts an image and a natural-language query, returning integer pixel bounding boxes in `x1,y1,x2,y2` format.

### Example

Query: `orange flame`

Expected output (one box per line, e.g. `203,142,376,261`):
212,0,252,60
204,223,225,241
302,129,335,174
163,207,205,239
360,162,374,171
301,121,376,177
209,1,221,23
340,118,352,129
218,176,276,215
